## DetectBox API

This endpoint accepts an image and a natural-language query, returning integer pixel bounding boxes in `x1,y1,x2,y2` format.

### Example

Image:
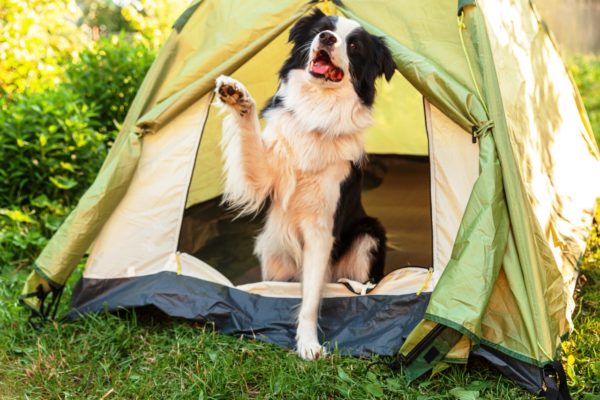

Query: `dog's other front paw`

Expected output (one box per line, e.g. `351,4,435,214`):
296,338,327,360
215,75,254,116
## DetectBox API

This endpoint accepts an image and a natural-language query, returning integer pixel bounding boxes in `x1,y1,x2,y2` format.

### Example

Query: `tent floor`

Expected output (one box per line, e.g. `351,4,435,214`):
178,155,432,285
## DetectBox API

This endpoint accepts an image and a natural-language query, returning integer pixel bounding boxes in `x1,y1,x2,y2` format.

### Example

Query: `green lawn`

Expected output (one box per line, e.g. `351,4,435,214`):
0,214,598,399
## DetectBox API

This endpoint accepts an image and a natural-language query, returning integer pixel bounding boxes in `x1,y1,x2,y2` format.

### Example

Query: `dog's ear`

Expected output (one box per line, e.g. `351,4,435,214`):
374,36,396,82
289,8,326,44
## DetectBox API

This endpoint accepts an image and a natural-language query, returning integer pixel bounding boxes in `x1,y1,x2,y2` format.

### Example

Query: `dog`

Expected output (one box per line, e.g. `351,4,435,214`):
215,9,395,360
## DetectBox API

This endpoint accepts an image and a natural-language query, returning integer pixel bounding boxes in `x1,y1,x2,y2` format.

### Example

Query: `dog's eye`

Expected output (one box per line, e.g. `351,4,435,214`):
349,42,357,50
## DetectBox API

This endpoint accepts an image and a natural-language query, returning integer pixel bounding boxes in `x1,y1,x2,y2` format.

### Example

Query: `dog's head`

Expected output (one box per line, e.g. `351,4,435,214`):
280,9,395,107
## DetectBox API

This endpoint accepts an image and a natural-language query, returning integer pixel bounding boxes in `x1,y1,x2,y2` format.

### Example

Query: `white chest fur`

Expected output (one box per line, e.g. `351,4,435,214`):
261,107,365,208
266,70,373,138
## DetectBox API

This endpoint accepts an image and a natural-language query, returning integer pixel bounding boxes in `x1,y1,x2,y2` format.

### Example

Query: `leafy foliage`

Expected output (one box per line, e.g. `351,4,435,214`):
0,204,66,269
0,88,103,268
569,54,600,144
121,0,189,48
78,0,132,35
0,34,154,270
0,0,86,95
65,33,155,136
0,89,105,206
561,207,600,396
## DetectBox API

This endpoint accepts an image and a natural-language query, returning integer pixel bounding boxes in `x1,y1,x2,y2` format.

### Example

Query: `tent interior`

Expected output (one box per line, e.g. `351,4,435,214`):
174,22,479,290
179,155,433,286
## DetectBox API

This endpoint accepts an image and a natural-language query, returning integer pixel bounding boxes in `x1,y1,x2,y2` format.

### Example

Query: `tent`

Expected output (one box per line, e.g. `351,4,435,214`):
21,0,600,397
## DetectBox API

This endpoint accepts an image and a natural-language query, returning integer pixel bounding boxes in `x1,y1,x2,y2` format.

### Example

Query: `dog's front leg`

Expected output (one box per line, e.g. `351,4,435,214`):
215,75,271,213
296,227,334,360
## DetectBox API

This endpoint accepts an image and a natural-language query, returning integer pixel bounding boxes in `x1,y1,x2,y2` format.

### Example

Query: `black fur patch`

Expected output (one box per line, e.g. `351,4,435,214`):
330,163,387,282
346,32,396,106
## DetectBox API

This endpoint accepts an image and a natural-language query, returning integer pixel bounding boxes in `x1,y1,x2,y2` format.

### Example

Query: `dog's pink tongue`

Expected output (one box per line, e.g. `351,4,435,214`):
311,60,330,75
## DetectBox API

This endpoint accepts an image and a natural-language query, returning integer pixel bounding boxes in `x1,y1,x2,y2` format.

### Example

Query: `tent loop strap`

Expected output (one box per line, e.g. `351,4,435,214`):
337,278,376,295
27,283,65,330
175,252,182,275
471,120,494,143
541,361,572,400
135,125,153,137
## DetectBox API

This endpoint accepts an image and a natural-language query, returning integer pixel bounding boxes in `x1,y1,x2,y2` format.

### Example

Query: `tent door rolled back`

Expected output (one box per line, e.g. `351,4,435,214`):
20,0,600,397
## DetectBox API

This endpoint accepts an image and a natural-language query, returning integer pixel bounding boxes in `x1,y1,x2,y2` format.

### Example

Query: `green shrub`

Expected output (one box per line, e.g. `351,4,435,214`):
0,202,68,268
569,55,600,145
121,0,188,49
65,34,155,136
0,35,155,269
0,87,99,269
0,0,86,95
0,89,106,207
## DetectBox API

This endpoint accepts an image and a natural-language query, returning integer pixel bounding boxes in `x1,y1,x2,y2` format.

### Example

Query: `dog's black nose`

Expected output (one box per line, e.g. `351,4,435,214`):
319,31,337,46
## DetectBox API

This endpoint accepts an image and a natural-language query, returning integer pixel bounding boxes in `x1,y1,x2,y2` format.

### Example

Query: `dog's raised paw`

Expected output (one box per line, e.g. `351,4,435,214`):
215,75,253,115
296,339,327,361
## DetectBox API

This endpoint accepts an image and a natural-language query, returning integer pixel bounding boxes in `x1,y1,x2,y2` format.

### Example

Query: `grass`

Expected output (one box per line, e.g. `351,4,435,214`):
0,54,599,400
0,213,598,399
0,272,536,399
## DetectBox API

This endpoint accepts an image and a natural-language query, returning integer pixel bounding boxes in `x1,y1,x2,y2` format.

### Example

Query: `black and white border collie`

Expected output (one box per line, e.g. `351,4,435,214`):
215,9,395,360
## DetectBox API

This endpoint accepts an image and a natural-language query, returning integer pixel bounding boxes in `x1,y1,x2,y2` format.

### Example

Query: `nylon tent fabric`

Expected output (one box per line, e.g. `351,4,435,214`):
338,0,520,374
136,1,310,135
478,0,600,327
400,3,559,374
400,2,600,381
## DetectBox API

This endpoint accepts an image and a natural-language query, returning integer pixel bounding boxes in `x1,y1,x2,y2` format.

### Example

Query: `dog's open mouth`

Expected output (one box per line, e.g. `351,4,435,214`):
309,50,344,82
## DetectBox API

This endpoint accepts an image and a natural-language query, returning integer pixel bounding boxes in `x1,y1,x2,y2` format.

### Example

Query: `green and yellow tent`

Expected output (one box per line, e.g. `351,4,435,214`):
21,0,600,397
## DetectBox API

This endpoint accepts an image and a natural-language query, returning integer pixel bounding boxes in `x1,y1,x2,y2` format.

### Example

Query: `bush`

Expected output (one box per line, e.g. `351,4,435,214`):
0,202,68,269
569,55,600,145
0,0,86,95
65,34,156,136
0,34,155,269
0,89,106,207
0,88,103,269
121,0,188,49
0,34,155,207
